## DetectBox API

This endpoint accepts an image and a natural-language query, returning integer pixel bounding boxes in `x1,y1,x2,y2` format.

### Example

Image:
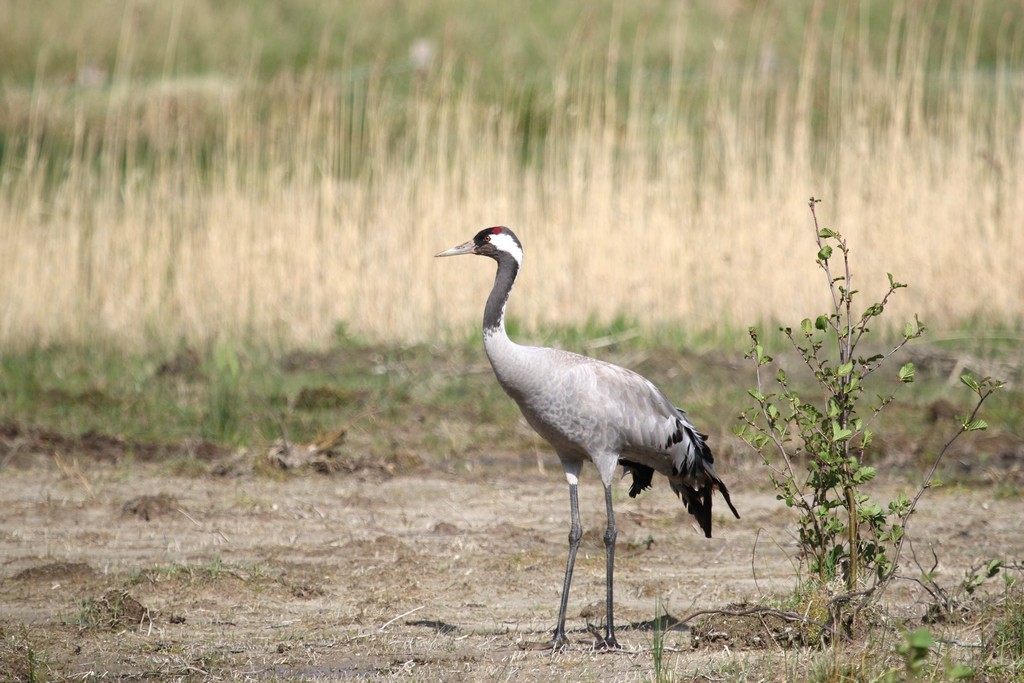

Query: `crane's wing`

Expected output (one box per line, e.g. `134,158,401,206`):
574,356,739,537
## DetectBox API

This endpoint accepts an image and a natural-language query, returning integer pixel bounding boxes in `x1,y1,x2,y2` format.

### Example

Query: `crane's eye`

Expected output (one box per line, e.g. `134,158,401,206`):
484,235,491,242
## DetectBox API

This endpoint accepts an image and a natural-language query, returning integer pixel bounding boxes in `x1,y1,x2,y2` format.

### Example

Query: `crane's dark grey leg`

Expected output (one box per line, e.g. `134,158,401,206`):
552,483,582,649
601,484,620,649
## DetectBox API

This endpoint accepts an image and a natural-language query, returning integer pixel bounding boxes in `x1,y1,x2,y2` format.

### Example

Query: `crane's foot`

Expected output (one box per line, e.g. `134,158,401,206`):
549,628,570,651
516,625,573,651
586,623,622,650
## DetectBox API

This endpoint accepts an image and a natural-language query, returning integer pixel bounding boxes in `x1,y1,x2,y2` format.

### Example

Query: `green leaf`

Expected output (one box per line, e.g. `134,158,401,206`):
908,628,933,650
817,246,832,261
831,422,853,441
857,500,883,520
965,419,988,432
837,362,853,377
818,228,837,238
800,318,813,334
898,363,915,383
748,389,766,402
854,466,876,484
960,374,980,392
884,274,909,290
986,559,1002,577
814,315,829,331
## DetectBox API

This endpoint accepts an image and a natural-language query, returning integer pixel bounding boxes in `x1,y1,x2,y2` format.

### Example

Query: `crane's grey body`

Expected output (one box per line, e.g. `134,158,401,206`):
437,226,739,649
486,328,707,487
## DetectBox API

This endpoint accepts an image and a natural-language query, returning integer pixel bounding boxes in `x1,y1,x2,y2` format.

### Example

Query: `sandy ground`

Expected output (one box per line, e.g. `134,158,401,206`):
1,439,1022,680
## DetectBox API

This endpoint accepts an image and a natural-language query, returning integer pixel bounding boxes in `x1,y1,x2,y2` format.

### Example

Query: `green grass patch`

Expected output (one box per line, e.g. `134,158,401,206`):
0,329,1019,479
0,625,50,683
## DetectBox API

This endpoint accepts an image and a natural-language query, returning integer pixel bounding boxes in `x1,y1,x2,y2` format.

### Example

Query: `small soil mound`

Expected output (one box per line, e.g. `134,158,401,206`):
122,494,180,521
11,561,96,583
690,605,822,650
79,590,151,630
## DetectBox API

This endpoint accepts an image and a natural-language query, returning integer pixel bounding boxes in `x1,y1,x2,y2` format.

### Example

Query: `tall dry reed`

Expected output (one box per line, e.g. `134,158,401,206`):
0,2,1020,351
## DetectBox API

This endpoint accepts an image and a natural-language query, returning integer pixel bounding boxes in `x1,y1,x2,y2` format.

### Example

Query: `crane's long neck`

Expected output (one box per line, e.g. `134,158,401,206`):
483,253,520,342
482,253,532,399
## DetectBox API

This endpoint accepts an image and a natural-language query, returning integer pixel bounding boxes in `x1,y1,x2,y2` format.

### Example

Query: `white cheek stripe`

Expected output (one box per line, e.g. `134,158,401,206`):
490,232,523,266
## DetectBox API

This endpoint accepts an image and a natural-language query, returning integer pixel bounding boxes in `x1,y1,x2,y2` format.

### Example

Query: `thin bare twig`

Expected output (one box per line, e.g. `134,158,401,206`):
379,605,424,632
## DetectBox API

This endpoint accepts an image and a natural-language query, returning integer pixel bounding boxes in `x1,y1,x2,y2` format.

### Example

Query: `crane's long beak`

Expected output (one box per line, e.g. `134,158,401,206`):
435,239,477,257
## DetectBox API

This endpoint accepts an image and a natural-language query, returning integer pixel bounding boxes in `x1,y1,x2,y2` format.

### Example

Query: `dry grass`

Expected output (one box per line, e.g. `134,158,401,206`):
0,1,1021,351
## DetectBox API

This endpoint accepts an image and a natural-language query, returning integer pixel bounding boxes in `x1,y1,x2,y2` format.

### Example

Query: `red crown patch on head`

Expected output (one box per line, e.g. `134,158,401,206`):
491,227,502,234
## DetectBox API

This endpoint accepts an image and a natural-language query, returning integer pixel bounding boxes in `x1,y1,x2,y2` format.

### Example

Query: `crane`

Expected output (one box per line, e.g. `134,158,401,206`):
436,226,739,649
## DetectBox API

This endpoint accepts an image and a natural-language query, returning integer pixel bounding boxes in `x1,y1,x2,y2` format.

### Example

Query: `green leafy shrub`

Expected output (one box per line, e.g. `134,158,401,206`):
738,199,1003,630
740,199,927,589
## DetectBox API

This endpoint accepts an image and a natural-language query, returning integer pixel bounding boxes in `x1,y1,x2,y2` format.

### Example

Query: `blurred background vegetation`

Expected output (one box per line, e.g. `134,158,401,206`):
3,1,1023,174
0,2,1022,453
3,1,1021,92
2,0,1023,351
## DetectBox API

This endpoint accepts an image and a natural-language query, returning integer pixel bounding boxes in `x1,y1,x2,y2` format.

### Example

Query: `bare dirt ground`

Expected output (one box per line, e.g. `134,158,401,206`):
1,427,1022,681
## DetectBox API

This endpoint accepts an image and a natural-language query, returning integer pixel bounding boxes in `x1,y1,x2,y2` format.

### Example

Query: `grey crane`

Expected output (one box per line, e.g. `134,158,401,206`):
436,226,740,650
